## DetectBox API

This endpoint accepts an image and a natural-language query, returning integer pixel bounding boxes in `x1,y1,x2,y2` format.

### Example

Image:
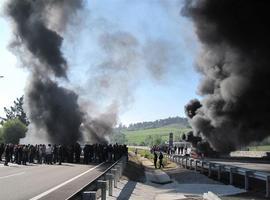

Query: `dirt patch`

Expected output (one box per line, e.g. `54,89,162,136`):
122,153,146,182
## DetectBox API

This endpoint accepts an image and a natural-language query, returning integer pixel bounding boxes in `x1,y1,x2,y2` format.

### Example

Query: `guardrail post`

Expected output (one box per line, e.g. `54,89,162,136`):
195,160,198,172
116,165,122,177
208,163,213,177
181,157,184,167
266,175,270,198
217,165,223,181
201,161,204,174
97,180,107,200
82,191,97,200
185,157,188,169
244,171,252,190
189,159,193,170
229,167,236,185
106,173,114,196
111,169,118,188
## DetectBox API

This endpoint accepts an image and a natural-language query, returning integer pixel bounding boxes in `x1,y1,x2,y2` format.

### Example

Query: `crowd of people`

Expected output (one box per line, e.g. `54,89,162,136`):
151,145,191,156
0,143,128,166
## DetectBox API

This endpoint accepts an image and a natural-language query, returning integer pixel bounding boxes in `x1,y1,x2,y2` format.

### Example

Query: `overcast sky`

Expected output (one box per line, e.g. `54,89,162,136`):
0,0,200,125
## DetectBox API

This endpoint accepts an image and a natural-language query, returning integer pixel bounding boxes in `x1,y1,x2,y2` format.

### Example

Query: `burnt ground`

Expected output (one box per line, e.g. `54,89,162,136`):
122,152,146,182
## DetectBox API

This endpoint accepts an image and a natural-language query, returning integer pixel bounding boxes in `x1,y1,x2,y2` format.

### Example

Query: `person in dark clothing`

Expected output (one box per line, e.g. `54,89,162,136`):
74,143,81,163
22,145,28,165
58,145,63,165
180,146,184,155
53,144,58,164
159,151,164,169
0,143,4,161
18,145,23,164
4,144,10,166
153,151,158,169
83,145,90,164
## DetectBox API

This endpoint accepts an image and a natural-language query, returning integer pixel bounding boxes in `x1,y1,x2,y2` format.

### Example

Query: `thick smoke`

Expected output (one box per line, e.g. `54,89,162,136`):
183,0,270,152
26,76,82,144
81,104,118,144
83,30,181,119
6,0,83,144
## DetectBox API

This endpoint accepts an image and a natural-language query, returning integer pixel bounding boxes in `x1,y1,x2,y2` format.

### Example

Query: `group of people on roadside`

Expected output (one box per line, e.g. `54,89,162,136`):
151,145,191,156
170,146,190,156
0,143,128,166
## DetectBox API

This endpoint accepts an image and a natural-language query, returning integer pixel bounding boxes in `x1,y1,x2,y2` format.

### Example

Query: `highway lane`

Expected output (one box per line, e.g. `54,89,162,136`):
0,162,105,200
209,160,270,173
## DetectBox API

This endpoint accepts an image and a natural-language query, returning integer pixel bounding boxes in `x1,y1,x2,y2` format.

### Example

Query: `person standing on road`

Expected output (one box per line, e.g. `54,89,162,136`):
159,151,164,169
46,144,53,164
4,144,10,166
154,151,158,169
0,143,4,161
58,144,63,165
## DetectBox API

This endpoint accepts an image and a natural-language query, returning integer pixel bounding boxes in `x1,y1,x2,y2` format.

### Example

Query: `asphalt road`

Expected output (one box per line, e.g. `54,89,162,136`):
0,162,109,200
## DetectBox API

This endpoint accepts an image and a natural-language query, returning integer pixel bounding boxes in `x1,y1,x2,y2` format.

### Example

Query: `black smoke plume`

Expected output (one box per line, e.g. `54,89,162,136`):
6,0,83,144
26,77,82,144
183,0,270,152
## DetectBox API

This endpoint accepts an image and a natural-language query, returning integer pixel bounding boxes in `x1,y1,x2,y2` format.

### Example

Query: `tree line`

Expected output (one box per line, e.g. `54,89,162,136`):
116,116,189,131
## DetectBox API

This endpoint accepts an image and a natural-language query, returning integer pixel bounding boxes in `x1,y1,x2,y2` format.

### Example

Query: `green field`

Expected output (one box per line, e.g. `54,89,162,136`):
248,145,270,151
123,123,191,146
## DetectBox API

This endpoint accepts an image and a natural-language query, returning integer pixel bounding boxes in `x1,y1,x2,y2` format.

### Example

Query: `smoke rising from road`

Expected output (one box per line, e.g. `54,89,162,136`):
6,0,83,144
82,29,182,123
6,0,179,144
5,0,184,144
183,0,270,152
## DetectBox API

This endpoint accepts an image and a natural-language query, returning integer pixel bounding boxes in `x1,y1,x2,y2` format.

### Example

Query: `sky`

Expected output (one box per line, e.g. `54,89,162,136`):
0,0,200,126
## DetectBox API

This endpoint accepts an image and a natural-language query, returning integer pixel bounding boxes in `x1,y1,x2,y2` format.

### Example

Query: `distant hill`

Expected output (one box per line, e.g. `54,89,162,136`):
112,117,191,146
123,125,191,146
116,116,190,132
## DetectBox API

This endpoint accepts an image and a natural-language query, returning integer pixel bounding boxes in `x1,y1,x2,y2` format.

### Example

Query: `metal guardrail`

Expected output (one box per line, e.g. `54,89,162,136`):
166,154,270,197
67,156,127,200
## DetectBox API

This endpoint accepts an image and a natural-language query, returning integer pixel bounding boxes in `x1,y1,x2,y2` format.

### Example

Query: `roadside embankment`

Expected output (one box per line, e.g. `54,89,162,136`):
107,150,245,200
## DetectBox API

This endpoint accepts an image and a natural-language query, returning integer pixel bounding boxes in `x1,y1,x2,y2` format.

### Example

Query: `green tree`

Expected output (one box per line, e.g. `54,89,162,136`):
1,96,29,126
1,119,27,144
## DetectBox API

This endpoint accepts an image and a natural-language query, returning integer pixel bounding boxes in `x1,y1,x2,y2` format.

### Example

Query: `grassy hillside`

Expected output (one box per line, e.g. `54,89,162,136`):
123,123,191,146
248,145,270,151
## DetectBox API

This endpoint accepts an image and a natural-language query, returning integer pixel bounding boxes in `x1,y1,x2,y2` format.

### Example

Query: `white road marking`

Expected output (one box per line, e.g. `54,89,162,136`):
0,172,25,179
30,162,105,200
